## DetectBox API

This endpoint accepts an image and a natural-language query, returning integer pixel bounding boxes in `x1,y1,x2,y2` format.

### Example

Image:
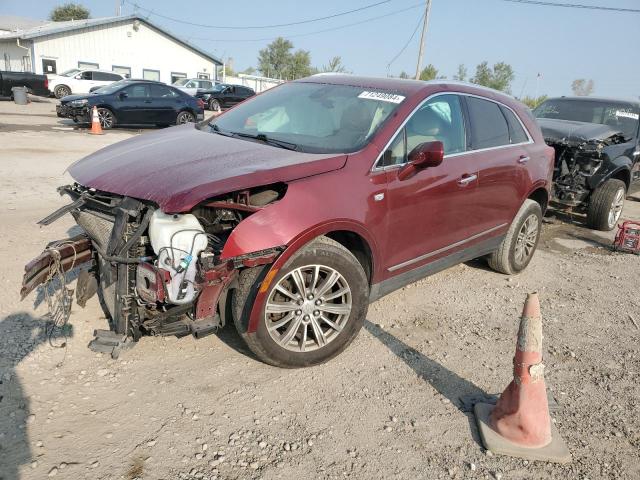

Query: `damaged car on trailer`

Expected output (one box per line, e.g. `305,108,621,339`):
534,97,640,230
23,75,553,367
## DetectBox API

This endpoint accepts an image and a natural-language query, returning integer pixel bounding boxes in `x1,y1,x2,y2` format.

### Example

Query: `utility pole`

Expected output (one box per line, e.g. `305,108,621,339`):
115,0,121,16
415,0,432,80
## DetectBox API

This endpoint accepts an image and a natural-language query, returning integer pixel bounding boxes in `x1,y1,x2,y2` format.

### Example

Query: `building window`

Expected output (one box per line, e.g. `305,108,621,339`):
112,65,131,78
78,61,99,69
171,72,187,84
197,72,210,79
143,69,160,81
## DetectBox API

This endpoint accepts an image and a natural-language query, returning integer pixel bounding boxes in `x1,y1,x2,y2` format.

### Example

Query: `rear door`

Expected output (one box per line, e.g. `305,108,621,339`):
149,84,183,123
381,94,484,275
463,96,531,234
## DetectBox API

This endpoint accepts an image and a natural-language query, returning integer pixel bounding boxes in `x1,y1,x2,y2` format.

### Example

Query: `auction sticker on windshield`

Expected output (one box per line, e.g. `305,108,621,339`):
358,91,405,104
616,110,639,121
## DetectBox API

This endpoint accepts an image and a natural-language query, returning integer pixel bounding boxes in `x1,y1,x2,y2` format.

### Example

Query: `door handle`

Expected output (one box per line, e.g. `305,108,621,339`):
458,174,477,186
518,155,530,164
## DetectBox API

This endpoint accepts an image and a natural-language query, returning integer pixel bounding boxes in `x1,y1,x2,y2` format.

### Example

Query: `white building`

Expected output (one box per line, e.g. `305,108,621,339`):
0,15,223,84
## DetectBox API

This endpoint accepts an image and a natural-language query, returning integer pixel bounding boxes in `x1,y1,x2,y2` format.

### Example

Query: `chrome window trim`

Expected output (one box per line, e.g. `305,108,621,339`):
387,223,508,272
371,92,534,172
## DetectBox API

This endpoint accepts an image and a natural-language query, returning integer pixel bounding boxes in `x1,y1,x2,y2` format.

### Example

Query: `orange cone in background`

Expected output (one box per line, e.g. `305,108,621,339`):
474,293,571,463
90,106,104,135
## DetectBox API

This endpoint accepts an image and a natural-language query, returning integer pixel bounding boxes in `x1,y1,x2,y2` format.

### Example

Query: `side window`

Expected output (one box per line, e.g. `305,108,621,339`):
500,106,529,144
151,84,178,98
123,85,149,98
381,130,406,167
93,72,120,81
466,97,510,149
80,71,93,80
405,94,466,155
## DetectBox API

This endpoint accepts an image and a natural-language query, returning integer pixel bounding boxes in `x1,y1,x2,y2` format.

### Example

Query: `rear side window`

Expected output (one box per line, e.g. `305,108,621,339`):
466,97,510,149
151,84,179,98
500,106,529,144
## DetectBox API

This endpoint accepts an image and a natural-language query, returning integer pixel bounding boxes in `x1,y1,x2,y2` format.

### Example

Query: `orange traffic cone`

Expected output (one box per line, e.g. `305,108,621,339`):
90,106,104,135
474,293,571,463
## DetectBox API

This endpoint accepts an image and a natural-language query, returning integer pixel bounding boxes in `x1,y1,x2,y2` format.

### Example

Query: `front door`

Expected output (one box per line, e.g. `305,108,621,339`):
42,59,56,74
380,94,482,276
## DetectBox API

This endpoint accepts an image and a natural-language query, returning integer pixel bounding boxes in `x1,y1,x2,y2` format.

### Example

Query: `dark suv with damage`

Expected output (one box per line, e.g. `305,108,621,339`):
534,97,640,230
22,75,553,367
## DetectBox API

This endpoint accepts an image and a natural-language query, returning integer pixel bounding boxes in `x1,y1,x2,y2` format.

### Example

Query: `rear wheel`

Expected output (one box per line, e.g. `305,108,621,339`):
488,199,542,275
54,85,71,98
586,179,626,231
232,237,369,368
176,110,195,124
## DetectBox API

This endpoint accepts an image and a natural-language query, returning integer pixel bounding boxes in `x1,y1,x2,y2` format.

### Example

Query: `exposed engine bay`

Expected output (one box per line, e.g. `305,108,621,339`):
21,183,285,356
544,129,627,207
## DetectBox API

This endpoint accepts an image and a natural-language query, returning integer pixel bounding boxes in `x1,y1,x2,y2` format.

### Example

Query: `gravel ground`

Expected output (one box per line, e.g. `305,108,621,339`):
1,100,639,480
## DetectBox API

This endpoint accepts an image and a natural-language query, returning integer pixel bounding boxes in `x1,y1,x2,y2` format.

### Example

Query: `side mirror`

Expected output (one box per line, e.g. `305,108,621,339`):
75,75,82,80
398,141,444,181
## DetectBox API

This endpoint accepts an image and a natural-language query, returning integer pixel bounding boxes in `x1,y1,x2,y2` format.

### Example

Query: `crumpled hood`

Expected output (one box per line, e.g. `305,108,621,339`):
68,124,347,212
537,118,625,145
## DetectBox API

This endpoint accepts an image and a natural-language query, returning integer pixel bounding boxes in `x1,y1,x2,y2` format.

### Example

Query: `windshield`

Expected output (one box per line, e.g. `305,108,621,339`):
534,99,639,139
209,82,404,153
173,78,189,86
91,80,128,95
60,68,81,77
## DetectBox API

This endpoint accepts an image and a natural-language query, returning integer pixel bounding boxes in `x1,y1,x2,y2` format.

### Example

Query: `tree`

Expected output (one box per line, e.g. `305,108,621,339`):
571,79,594,96
398,71,410,79
257,37,312,80
49,3,90,21
419,64,439,81
453,64,467,82
241,67,256,76
321,56,347,73
471,61,514,92
520,95,548,109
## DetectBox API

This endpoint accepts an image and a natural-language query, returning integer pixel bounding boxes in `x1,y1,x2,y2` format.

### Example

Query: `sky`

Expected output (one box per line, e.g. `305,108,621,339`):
2,0,639,99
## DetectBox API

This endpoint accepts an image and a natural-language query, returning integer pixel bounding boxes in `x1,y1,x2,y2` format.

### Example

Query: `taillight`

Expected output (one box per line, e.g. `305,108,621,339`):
44,77,49,89
196,99,205,109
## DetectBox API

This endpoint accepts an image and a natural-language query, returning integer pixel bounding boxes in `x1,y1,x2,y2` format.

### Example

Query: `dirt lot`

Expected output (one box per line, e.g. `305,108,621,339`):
1,100,639,480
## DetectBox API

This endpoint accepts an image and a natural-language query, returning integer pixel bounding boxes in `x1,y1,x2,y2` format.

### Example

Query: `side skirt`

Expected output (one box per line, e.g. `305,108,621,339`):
369,235,503,302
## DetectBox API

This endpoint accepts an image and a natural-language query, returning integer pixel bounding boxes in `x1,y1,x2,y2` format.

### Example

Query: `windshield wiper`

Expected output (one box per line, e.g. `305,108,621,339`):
209,123,234,137
230,132,299,151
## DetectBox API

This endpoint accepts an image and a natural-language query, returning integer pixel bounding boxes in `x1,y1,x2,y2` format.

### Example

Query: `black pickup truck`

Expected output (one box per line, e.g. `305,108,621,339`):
0,70,50,98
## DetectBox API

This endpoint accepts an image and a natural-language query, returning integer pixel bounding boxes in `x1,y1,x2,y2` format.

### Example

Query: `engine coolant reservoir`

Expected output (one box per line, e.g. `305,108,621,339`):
148,210,208,304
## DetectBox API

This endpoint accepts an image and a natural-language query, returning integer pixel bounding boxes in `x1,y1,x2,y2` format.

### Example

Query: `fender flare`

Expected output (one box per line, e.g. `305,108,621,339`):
589,157,632,191
243,220,380,333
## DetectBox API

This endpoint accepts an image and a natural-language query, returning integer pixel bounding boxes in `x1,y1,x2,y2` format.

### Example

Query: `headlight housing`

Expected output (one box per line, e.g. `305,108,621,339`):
70,99,89,106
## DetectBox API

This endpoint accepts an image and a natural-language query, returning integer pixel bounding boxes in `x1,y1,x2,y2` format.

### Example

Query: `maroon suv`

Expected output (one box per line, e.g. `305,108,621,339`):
22,75,554,367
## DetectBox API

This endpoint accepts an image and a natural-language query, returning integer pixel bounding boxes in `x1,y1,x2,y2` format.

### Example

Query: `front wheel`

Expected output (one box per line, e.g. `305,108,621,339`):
54,85,71,99
176,110,195,124
488,199,542,275
232,237,369,368
209,99,221,112
586,179,626,231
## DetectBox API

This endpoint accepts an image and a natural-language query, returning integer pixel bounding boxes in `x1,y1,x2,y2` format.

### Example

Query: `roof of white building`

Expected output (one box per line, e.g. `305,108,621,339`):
0,15,222,65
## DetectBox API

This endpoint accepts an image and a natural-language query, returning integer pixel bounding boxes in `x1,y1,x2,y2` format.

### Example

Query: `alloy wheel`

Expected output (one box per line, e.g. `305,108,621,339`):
177,111,195,124
608,188,625,229
514,214,539,265
209,99,221,112
97,108,114,129
264,265,352,352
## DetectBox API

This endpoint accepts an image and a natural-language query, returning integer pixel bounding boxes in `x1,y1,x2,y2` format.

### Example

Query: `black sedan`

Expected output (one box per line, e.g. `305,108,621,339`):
56,79,205,129
195,83,255,111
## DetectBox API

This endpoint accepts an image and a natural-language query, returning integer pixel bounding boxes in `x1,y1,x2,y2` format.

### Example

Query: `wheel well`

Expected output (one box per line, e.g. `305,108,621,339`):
324,231,373,285
528,188,549,214
611,169,631,190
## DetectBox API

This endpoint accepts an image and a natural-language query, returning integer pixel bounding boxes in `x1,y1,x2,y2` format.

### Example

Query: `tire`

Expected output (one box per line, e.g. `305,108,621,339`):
488,199,542,275
209,99,222,112
54,85,71,99
586,179,626,231
232,237,369,368
176,110,195,124
97,107,116,129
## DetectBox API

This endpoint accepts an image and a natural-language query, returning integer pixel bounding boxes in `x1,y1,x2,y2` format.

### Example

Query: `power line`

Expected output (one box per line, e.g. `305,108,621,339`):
386,12,425,74
124,0,396,29
500,0,640,14
183,3,425,43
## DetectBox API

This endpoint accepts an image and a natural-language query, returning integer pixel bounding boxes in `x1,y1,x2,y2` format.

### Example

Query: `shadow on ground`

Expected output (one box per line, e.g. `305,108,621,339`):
0,313,72,480
364,321,492,445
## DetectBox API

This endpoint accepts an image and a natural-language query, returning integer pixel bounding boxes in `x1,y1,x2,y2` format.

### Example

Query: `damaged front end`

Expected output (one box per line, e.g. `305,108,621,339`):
22,184,283,356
